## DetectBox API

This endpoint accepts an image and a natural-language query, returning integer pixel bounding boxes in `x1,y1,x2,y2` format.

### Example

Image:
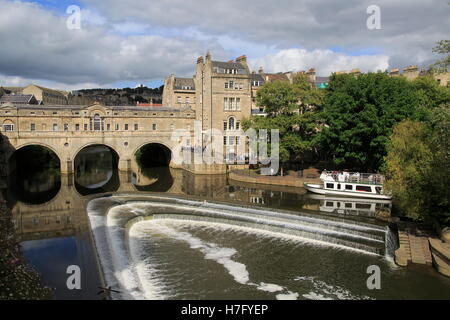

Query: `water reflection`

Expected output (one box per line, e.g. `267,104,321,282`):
132,166,174,192
307,194,392,218
74,145,120,195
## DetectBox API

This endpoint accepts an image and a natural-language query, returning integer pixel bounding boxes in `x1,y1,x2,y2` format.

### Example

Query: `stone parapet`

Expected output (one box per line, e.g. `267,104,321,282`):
429,238,450,277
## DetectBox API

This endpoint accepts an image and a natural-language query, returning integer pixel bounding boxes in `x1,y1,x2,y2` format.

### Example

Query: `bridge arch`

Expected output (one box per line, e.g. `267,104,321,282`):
73,142,121,162
133,141,173,168
8,143,62,205
11,142,63,164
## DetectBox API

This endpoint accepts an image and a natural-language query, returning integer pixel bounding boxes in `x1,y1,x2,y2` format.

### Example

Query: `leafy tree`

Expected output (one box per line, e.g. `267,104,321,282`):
317,72,420,171
384,120,433,221
431,40,450,72
412,75,450,118
292,73,325,113
255,80,298,116
245,78,321,173
384,106,450,224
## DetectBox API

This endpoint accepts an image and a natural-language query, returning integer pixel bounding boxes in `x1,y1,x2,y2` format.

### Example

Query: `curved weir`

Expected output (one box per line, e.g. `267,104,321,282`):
87,194,394,300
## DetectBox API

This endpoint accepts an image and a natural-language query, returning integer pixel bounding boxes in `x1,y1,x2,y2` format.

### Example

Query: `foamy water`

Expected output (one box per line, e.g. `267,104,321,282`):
87,196,387,300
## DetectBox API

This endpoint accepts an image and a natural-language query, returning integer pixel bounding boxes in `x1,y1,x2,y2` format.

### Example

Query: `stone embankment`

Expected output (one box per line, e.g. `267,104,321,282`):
228,168,321,188
395,222,450,277
429,228,450,277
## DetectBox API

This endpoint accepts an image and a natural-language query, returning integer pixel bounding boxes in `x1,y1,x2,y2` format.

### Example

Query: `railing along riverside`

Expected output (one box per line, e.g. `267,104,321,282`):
321,171,385,185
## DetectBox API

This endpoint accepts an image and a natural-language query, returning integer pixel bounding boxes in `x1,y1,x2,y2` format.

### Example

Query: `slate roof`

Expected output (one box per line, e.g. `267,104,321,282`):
174,78,195,90
0,94,36,104
212,61,247,70
3,104,193,112
251,74,265,82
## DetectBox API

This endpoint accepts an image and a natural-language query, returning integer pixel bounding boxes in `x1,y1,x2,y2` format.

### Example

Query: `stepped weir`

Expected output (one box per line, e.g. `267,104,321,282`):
87,194,395,300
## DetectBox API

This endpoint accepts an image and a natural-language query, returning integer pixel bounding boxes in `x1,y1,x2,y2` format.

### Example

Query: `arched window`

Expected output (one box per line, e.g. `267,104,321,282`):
93,114,101,131
2,119,14,132
228,117,235,131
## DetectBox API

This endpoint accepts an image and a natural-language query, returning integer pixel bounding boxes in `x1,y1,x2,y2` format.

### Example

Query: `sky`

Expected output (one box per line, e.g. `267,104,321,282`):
0,0,448,91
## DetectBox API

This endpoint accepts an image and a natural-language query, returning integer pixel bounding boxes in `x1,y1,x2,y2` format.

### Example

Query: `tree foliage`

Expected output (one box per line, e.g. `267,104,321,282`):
317,72,421,171
245,78,323,166
384,106,450,224
431,40,450,72
412,75,450,119
255,80,299,117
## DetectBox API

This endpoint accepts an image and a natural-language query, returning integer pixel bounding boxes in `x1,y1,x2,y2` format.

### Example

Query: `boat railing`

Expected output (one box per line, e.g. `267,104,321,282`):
320,171,385,185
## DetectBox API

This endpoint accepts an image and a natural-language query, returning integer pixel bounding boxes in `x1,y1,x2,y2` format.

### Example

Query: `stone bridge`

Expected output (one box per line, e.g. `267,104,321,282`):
0,102,196,173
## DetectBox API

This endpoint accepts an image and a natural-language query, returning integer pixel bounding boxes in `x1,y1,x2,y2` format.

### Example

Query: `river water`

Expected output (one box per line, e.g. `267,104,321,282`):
2,146,450,300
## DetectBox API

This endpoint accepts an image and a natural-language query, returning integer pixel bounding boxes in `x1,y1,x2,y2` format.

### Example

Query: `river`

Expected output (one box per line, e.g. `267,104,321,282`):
2,146,450,300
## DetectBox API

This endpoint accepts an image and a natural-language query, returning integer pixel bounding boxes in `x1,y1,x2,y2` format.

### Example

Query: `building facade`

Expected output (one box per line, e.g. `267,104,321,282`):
21,84,69,105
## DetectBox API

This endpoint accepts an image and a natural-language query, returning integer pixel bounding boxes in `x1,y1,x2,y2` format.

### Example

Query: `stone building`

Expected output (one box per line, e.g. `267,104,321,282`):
21,84,69,105
163,53,257,160
162,75,196,109
388,65,449,86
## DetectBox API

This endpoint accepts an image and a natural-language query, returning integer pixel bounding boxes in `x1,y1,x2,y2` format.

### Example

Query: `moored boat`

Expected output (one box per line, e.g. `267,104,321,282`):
304,171,392,200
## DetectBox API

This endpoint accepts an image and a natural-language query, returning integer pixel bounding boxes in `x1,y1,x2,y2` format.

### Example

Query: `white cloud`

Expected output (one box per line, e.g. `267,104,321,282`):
0,0,447,89
0,1,225,88
84,0,449,68
249,49,390,76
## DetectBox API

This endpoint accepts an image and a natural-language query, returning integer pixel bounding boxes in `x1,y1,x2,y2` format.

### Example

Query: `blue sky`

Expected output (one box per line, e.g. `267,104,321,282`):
0,0,447,90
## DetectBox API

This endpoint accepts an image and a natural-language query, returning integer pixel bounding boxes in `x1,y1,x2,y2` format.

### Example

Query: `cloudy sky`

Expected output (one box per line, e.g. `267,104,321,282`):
0,0,448,90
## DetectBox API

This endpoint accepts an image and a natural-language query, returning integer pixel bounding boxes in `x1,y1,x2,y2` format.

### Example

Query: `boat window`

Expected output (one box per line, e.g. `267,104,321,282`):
356,203,372,209
326,183,334,189
337,184,341,190
356,185,372,192
345,203,352,208
326,202,334,207
345,185,353,190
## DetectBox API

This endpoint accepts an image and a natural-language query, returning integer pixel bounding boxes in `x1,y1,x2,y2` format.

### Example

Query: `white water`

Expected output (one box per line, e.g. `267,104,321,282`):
87,196,388,300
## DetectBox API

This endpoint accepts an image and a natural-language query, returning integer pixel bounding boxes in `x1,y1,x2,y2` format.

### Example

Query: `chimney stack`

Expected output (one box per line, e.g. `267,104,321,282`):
306,68,316,82
258,67,264,74
389,68,400,77
236,55,247,66
403,65,419,80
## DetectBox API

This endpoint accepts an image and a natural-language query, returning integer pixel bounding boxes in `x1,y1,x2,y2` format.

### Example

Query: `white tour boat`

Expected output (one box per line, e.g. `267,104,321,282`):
304,171,392,200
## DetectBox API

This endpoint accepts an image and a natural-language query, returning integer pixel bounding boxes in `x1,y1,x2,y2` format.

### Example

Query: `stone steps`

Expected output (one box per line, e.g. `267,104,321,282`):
395,224,433,266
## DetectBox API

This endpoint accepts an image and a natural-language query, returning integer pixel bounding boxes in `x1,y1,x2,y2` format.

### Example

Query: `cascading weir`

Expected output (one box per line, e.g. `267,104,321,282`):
87,194,390,300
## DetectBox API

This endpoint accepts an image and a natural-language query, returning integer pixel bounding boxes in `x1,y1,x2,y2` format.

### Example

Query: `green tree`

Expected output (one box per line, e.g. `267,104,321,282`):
256,80,298,116
431,40,450,72
317,72,419,171
292,73,325,113
384,106,450,224
384,120,433,221
245,78,322,173
412,75,450,119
